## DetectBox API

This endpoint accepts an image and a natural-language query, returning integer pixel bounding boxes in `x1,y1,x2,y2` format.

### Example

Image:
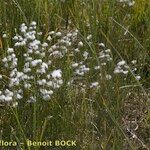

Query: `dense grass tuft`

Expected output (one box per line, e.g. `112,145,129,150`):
0,0,149,149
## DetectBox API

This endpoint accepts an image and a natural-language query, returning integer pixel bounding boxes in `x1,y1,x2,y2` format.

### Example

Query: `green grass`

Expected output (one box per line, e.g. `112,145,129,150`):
0,0,150,150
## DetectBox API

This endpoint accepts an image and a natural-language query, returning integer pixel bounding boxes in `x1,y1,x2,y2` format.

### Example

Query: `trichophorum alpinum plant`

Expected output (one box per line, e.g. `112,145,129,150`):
0,0,149,149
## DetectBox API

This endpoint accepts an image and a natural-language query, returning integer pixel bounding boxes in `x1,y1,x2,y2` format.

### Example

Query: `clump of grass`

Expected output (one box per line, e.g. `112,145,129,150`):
0,0,149,149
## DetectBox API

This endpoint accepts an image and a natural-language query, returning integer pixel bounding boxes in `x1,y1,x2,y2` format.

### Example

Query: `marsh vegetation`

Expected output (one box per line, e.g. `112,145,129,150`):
0,0,149,149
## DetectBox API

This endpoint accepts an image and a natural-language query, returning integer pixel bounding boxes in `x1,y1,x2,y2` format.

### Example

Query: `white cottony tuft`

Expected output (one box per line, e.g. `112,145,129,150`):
117,60,126,66
51,69,62,78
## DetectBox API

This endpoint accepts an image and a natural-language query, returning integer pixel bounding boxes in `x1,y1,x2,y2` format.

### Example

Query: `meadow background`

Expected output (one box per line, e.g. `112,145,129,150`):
0,0,149,149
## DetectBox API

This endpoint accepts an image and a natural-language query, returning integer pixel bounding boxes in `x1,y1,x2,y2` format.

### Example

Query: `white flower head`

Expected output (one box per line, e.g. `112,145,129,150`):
51,69,62,78
78,41,84,47
117,60,126,66
90,82,99,88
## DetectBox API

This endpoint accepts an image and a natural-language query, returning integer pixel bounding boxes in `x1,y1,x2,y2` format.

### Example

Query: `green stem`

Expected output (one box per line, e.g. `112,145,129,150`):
33,102,37,141
10,107,30,150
